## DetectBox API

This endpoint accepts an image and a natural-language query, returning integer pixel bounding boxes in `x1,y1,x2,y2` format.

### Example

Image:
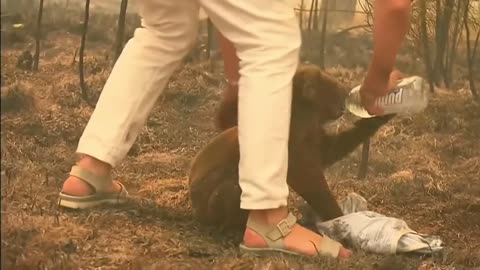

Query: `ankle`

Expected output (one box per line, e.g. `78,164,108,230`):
248,207,289,225
76,155,112,176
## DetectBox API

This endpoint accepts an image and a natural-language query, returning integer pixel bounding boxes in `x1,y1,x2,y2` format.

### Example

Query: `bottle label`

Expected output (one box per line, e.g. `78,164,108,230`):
376,88,403,106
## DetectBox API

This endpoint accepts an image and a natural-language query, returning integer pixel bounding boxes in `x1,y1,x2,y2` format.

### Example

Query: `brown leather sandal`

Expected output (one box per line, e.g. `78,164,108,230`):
58,165,129,209
239,212,342,258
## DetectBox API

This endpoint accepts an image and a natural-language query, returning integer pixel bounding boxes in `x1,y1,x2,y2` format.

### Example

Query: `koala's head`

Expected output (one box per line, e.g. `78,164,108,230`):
292,64,349,123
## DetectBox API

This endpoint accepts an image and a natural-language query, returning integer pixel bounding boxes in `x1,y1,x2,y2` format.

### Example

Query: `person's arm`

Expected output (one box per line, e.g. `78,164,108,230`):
369,0,411,80
361,0,412,114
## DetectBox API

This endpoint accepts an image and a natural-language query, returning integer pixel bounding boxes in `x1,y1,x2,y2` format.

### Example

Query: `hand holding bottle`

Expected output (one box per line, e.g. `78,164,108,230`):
359,69,404,116
345,70,429,119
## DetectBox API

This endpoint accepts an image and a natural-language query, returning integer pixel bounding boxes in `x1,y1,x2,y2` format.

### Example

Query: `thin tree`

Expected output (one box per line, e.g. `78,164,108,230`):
433,0,454,88
444,1,465,86
206,18,215,72
318,0,329,69
33,0,44,71
308,0,316,30
464,0,479,99
114,0,128,64
313,0,319,31
299,0,304,29
472,29,480,65
79,0,91,102
419,0,435,93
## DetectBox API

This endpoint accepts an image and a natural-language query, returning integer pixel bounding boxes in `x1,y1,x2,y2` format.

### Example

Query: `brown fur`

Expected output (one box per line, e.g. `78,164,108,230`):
215,83,238,131
189,64,395,230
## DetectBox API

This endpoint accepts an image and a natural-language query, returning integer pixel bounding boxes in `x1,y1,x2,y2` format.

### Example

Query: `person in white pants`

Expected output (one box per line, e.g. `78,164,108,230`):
58,0,411,259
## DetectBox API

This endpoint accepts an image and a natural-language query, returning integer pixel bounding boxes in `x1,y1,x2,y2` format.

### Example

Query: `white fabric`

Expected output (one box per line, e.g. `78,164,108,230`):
199,8,208,20
76,0,301,210
299,193,444,255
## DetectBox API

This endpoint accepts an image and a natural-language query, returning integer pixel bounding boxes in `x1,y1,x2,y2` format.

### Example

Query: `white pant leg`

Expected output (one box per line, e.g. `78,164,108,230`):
199,1,301,210
76,0,200,167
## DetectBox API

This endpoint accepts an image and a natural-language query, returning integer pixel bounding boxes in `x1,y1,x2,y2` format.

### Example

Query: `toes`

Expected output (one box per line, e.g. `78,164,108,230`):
308,235,353,259
113,181,124,193
338,247,353,259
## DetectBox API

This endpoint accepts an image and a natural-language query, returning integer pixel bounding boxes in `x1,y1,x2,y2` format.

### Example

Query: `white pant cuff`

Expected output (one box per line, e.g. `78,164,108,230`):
76,137,122,167
240,199,288,210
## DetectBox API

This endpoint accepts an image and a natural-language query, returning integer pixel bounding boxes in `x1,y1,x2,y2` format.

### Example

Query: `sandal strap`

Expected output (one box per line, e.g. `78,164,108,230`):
69,165,112,193
317,235,341,258
267,213,297,241
246,212,297,248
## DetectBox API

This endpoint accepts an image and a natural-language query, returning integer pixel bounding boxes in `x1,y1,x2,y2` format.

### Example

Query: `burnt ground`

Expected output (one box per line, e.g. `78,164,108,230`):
1,30,480,270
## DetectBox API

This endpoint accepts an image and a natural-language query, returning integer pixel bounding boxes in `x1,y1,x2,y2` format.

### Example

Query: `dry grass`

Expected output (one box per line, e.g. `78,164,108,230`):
1,29,480,270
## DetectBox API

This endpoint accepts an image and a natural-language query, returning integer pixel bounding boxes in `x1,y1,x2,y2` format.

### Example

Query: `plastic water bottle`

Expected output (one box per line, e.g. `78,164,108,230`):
345,76,430,118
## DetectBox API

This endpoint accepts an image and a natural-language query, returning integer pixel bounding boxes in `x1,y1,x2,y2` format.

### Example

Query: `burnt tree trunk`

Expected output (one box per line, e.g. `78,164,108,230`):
308,0,316,30
464,0,478,99
207,19,215,72
319,0,329,68
79,0,91,102
472,28,480,62
33,0,44,71
420,0,435,93
299,0,304,29
433,0,454,88
313,0,319,31
114,0,128,64
444,1,464,87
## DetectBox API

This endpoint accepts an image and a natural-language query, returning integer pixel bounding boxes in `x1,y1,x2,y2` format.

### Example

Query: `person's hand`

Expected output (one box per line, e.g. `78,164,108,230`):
359,69,403,116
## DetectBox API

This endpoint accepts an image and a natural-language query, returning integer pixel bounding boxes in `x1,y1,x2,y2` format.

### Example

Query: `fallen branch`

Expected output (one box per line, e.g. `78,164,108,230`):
335,24,370,35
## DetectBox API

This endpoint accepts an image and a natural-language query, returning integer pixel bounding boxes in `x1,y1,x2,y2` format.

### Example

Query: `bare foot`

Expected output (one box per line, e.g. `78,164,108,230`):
61,156,121,196
243,208,352,258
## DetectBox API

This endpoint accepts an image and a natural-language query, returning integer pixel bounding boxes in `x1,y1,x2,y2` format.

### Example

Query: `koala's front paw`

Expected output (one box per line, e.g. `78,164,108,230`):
355,113,396,128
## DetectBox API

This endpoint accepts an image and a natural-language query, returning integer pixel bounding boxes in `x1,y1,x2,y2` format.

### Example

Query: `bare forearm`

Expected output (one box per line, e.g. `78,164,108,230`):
369,0,411,77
